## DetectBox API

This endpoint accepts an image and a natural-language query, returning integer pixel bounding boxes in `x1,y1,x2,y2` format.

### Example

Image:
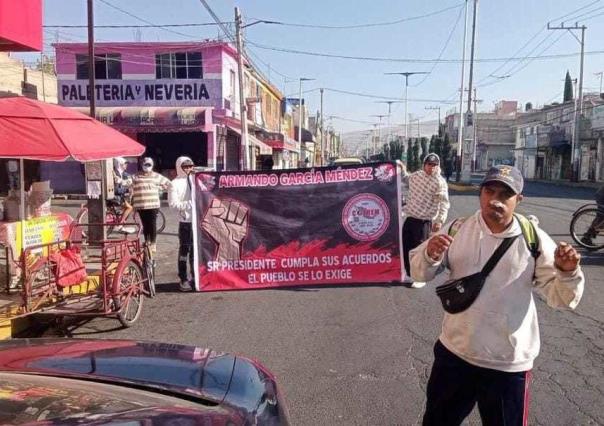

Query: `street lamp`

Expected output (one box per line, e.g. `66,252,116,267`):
298,77,315,167
377,100,403,144
370,114,386,155
385,72,428,145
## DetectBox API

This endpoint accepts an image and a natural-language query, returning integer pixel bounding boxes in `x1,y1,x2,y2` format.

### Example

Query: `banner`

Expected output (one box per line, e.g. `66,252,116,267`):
193,163,403,291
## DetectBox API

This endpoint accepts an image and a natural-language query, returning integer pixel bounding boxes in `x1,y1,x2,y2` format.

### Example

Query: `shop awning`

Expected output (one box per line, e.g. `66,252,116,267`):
0,0,42,52
224,125,273,155
73,106,213,133
0,96,144,161
263,137,300,153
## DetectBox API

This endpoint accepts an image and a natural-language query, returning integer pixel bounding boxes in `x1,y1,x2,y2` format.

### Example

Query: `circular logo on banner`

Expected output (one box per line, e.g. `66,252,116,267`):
342,193,390,241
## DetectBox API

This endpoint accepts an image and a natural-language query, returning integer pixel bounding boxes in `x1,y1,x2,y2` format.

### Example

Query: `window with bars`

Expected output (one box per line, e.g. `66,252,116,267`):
155,52,202,79
76,53,122,79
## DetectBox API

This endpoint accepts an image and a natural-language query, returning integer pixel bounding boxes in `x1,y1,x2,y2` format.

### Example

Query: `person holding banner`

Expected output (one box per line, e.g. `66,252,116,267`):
169,156,195,292
402,153,449,288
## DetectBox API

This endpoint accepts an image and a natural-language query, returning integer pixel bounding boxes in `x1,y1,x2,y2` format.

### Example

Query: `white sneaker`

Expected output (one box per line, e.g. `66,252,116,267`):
411,281,426,289
115,225,135,234
179,280,193,292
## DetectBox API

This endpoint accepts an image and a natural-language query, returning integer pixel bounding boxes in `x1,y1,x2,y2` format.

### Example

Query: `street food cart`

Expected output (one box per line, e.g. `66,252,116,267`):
0,96,151,338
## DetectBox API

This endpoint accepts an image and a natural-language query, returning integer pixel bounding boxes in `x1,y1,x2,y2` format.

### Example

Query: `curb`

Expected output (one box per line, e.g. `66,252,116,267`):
448,183,479,192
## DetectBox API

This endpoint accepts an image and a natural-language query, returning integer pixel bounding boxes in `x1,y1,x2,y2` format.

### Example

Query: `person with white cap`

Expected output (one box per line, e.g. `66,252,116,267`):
402,153,450,288
410,165,584,426
169,156,195,292
131,157,171,256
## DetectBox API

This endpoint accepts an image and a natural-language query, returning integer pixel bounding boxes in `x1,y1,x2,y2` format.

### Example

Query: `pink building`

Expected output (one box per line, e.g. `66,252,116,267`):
48,41,279,192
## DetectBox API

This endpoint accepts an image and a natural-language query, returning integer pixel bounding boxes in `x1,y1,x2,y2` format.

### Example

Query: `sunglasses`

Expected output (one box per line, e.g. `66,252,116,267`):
182,164,194,168
143,163,153,167
426,163,439,167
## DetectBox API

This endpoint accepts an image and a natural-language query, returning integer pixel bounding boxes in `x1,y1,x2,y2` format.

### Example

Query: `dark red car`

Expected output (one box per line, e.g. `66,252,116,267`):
0,338,290,425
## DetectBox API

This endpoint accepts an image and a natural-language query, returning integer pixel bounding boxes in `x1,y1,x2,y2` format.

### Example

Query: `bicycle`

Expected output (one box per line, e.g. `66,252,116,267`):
569,203,604,251
142,243,156,298
76,203,166,237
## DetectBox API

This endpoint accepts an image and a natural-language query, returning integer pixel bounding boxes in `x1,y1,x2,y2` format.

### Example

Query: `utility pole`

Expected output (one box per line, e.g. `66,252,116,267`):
456,0,469,181
298,77,315,166
548,22,586,181
320,88,324,165
40,53,46,102
425,106,441,133
471,88,482,172
461,0,479,183
371,115,386,155
385,72,428,145
86,0,106,241
234,7,249,170
595,71,604,95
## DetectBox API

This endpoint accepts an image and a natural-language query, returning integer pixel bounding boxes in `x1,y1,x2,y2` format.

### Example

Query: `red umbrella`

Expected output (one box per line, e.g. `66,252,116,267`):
0,96,144,161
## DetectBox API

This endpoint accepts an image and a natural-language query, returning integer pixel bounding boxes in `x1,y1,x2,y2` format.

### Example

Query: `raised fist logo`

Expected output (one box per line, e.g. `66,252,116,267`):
202,198,249,262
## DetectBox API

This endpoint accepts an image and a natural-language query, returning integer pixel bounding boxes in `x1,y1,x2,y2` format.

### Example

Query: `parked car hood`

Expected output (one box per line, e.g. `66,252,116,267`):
0,338,289,425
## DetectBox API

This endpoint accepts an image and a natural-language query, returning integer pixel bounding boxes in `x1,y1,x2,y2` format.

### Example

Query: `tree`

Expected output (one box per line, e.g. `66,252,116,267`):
434,135,443,160
564,71,574,102
428,135,435,154
412,139,420,171
35,55,56,75
420,137,428,161
406,139,413,170
441,133,453,180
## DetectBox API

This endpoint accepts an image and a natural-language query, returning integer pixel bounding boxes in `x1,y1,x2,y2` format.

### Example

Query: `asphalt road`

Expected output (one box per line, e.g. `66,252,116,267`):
44,182,603,425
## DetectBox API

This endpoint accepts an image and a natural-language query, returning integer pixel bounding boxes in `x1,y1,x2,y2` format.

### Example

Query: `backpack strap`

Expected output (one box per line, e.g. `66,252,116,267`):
514,213,541,259
447,217,467,238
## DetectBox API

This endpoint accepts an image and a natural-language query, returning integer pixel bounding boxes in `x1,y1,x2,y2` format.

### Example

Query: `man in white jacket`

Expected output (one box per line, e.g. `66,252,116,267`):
410,165,584,426
169,156,195,292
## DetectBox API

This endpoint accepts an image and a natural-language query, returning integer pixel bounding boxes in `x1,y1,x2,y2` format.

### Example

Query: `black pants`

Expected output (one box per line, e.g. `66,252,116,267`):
402,216,432,277
423,341,531,426
138,209,158,244
178,222,194,282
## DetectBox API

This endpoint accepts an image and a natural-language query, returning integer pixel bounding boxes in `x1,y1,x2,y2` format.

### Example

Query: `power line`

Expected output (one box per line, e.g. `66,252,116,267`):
246,3,464,30
411,5,464,87
246,39,604,64
476,32,566,88
475,0,602,87
97,0,200,39
44,22,228,29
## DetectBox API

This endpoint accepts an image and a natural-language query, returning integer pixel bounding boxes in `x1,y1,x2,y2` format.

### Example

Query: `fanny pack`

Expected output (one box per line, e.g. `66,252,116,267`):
435,235,518,314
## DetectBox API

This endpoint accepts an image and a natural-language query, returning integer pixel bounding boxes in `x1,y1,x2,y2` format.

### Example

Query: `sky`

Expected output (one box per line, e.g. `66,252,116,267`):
23,0,604,135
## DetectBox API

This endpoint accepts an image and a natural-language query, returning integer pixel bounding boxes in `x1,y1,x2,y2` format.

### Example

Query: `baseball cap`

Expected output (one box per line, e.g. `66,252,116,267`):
481,165,524,194
424,153,440,165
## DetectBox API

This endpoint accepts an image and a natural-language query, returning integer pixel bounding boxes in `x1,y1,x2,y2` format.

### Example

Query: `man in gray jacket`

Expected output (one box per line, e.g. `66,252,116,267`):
169,156,195,292
410,165,584,425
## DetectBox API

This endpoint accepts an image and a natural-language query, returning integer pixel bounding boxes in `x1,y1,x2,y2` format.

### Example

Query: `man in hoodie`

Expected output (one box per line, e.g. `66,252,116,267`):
402,153,450,288
410,165,584,426
169,156,195,292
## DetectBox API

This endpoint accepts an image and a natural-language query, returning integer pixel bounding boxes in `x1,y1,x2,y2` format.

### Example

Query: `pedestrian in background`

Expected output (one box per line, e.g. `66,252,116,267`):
111,157,133,233
410,165,584,426
402,153,450,288
169,156,195,292
131,157,171,257
581,184,604,246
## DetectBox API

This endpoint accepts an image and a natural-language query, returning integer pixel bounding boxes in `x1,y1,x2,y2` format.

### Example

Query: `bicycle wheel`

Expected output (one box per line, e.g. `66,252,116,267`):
570,208,604,250
113,259,144,327
143,245,156,298
157,210,166,234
